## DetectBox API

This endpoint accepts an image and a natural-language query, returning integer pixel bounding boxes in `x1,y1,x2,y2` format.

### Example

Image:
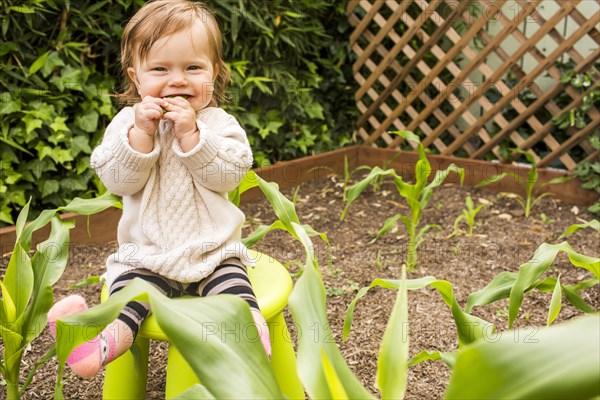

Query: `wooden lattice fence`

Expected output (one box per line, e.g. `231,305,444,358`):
348,0,600,171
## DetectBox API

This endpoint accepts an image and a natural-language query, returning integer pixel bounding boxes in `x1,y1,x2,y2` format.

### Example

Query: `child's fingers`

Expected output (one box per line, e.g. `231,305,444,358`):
136,103,163,123
162,96,192,110
141,95,162,105
140,104,163,117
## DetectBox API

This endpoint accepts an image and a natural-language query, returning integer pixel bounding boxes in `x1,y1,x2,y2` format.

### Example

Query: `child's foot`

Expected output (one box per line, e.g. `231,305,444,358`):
48,295,117,379
48,295,88,338
251,308,272,359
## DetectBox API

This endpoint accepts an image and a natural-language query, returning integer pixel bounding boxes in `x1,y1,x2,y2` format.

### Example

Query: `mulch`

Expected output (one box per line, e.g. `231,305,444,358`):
1,172,598,399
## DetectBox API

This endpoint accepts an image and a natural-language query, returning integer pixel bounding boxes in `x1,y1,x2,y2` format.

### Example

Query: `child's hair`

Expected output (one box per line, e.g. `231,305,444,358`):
118,0,229,106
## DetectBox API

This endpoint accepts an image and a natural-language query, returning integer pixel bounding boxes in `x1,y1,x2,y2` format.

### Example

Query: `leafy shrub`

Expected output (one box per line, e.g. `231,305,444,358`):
213,0,358,165
0,0,136,225
0,0,358,225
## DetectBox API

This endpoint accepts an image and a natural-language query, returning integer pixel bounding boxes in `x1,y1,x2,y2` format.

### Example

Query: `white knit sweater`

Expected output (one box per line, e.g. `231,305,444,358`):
91,106,255,287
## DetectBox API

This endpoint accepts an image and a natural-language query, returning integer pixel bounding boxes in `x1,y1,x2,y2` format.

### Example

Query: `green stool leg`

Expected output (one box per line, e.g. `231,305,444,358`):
269,312,304,399
103,337,150,400
165,344,200,399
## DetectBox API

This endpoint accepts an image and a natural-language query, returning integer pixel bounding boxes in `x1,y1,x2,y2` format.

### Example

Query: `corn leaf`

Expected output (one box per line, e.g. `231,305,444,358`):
376,266,408,399
533,277,557,292
445,315,600,399
421,164,464,206
20,192,120,251
343,278,401,340
344,277,493,346
4,241,33,320
0,280,17,323
23,217,74,343
55,280,282,399
371,214,402,243
389,130,421,145
228,170,260,206
559,219,600,239
467,271,597,319
341,167,397,220
428,280,493,346
1,324,24,381
242,221,287,248
562,284,596,313
238,172,329,252
321,350,349,399
69,275,101,289
255,176,299,230
573,277,600,291
547,275,562,326
173,384,216,399
14,198,31,243
288,223,374,399
414,155,431,196
509,242,600,327
475,172,518,188
408,350,458,368
465,271,518,313
415,224,440,247
20,209,59,252
60,191,121,214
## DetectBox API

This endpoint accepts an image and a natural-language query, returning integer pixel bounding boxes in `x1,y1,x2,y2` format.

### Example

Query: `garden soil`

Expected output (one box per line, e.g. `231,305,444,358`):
2,174,598,399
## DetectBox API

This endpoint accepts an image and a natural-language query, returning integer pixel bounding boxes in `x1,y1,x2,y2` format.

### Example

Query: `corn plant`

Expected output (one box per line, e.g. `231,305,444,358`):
341,156,372,202
341,131,464,270
53,174,406,399
445,314,599,399
465,241,599,327
476,151,568,218
0,192,121,400
558,218,600,240
54,186,600,399
343,243,599,398
448,196,490,237
229,170,329,250
343,276,494,348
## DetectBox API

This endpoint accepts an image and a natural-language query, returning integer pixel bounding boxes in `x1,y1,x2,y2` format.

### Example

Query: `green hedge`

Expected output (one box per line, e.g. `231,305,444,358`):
0,0,358,225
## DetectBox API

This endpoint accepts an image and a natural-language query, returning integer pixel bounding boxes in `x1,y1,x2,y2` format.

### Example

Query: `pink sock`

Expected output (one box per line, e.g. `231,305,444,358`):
251,309,272,359
48,295,117,379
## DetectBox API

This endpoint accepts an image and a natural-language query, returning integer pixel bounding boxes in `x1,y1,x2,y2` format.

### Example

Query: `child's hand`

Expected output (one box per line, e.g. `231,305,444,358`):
161,96,198,141
132,96,163,137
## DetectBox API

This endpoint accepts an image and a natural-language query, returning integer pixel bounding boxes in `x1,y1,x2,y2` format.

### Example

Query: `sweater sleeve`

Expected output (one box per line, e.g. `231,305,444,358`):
171,108,253,193
90,107,161,196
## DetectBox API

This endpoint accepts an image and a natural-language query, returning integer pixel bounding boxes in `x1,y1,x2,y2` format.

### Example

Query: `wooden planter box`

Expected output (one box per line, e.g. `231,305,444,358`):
1,145,597,251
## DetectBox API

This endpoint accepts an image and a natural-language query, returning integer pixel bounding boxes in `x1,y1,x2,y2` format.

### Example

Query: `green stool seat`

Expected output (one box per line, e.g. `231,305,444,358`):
101,250,304,399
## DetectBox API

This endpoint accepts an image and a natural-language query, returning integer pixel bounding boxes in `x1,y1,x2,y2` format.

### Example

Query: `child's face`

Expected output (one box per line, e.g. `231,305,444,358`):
127,21,217,112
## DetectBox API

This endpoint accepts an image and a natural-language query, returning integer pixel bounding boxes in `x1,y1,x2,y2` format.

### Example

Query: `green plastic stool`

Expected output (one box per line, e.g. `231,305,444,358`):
100,250,304,399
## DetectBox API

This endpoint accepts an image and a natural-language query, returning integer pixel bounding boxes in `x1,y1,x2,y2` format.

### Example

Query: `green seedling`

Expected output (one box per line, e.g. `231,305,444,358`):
341,131,464,270
465,241,599,327
540,213,555,225
343,151,405,202
342,155,371,202
448,196,490,237
476,150,568,218
343,243,599,399
229,171,329,253
0,192,120,400
558,218,600,239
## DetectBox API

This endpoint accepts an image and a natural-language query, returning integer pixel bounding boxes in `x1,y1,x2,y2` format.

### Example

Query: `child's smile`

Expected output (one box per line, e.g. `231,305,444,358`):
127,21,217,112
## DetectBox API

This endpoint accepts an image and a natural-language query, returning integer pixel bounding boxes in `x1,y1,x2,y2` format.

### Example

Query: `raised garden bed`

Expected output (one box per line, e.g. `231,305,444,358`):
1,147,598,398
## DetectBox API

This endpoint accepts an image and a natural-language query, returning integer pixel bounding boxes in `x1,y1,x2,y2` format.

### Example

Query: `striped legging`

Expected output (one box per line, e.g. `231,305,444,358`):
109,258,259,340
